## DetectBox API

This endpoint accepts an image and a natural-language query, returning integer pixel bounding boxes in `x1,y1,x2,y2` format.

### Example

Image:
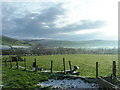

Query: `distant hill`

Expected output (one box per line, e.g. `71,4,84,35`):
1,35,32,46
24,39,118,48
1,35,118,49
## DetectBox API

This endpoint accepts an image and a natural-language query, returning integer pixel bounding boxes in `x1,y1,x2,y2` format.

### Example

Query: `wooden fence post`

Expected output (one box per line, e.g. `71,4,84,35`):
5,59,7,67
69,61,72,72
51,60,53,73
118,56,120,77
96,62,98,78
34,58,36,63
34,58,37,72
10,59,12,69
16,57,19,69
63,58,66,73
24,58,26,70
112,61,116,78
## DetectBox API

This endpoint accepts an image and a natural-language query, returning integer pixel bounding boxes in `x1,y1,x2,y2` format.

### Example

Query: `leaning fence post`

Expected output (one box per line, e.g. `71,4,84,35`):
16,57,19,69
24,58,26,70
63,58,66,74
96,62,98,78
69,61,72,72
51,60,53,73
112,61,116,79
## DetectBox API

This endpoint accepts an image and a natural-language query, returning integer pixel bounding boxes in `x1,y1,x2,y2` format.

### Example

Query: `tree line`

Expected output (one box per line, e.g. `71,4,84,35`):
2,44,118,55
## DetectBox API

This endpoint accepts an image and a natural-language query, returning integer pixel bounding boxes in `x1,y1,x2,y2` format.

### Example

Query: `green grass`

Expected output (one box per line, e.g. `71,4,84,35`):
2,54,119,88
2,67,51,88
1,35,32,46
2,54,118,77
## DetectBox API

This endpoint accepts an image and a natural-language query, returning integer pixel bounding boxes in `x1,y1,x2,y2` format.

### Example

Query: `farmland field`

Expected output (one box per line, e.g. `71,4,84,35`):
2,54,118,77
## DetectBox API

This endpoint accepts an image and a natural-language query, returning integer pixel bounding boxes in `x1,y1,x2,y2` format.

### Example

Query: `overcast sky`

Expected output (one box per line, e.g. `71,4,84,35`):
2,0,118,41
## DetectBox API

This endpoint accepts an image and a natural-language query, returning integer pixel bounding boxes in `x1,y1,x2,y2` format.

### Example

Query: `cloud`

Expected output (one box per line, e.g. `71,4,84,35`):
47,31,102,41
56,20,105,32
2,2,105,40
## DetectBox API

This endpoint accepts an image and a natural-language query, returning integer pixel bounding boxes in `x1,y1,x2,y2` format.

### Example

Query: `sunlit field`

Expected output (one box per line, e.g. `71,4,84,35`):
2,54,118,77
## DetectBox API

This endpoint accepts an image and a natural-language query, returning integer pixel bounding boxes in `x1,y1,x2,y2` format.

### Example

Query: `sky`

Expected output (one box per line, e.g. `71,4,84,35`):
2,0,119,41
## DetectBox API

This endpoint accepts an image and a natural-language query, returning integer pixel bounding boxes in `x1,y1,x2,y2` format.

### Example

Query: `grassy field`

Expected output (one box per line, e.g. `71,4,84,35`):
2,54,118,77
2,68,50,88
2,54,119,88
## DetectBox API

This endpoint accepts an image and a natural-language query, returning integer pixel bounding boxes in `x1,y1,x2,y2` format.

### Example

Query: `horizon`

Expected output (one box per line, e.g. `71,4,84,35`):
1,35,118,42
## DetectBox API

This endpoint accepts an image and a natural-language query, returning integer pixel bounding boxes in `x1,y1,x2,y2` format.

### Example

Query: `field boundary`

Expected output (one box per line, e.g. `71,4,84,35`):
97,77,120,89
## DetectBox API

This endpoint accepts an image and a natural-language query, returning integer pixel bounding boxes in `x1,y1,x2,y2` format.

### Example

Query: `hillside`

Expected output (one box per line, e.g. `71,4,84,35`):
1,35,118,49
24,39,118,48
1,35,32,46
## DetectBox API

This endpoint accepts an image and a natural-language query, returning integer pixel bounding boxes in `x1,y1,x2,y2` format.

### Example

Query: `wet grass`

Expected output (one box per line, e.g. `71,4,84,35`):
2,54,118,77
2,54,119,88
2,67,51,88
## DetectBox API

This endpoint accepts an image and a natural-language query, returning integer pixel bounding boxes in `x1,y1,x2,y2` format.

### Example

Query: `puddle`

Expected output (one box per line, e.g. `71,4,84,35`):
37,79,99,89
